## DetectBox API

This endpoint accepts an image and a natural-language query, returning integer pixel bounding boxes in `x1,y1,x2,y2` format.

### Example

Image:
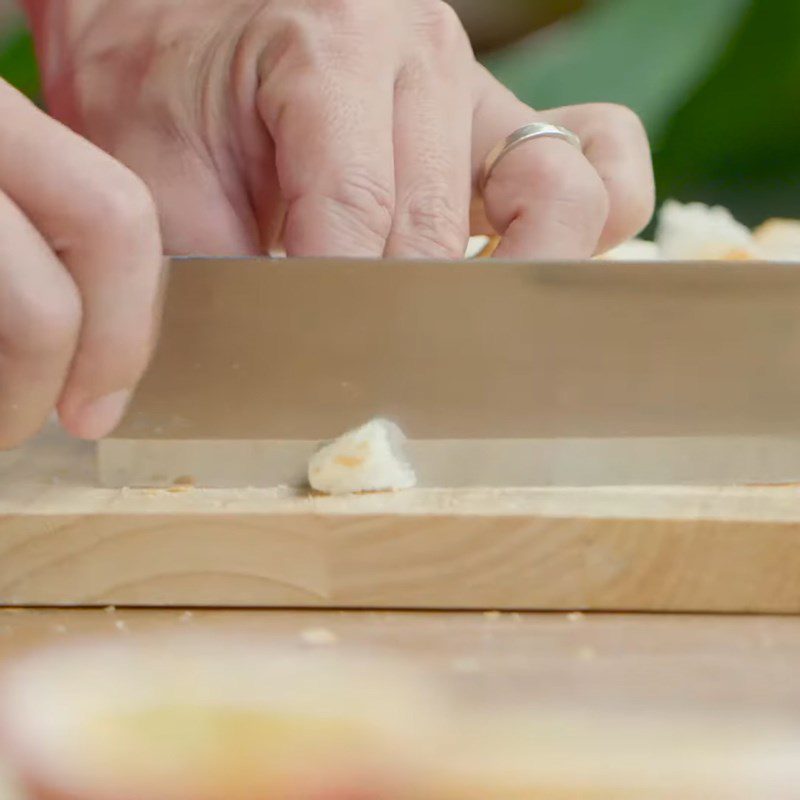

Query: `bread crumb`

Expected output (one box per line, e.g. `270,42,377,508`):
104,605,116,615
179,611,194,623
299,628,338,646
483,611,502,621
308,419,416,496
113,620,128,633
567,611,585,622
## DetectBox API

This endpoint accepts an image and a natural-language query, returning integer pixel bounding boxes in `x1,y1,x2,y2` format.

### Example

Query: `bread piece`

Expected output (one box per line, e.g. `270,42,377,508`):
753,218,800,261
308,419,417,495
656,200,758,260
0,636,437,800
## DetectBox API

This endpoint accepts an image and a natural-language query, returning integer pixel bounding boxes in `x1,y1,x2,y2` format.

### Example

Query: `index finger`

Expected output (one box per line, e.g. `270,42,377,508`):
0,82,163,439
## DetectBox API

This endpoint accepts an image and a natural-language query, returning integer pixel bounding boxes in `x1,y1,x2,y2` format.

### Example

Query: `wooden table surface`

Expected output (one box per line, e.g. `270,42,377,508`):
2,608,798,717
2,608,799,798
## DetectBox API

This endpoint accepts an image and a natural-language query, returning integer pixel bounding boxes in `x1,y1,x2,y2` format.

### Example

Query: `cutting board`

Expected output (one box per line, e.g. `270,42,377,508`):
2,425,800,611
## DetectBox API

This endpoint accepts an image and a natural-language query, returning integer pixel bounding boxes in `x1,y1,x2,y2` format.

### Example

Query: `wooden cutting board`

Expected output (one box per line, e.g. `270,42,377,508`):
2,425,800,611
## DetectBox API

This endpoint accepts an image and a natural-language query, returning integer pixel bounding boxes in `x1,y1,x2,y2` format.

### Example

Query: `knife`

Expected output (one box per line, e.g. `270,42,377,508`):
98,257,800,488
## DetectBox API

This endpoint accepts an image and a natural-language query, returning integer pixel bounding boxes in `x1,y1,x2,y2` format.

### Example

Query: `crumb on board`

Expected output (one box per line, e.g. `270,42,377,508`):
179,611,194,623
567,611,585,623
104,606,116,615
483,611,502,621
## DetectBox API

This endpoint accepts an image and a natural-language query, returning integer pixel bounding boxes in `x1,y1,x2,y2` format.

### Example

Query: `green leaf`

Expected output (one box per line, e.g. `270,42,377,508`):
0,24,40,100
654,0,800,223
484,0,751,141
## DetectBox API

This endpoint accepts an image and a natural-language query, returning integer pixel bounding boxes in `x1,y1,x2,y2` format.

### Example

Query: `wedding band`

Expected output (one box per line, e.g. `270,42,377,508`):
481,123,582,190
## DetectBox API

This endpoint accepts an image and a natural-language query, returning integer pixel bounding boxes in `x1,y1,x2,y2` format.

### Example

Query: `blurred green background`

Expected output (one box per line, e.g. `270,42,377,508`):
2,0,798,226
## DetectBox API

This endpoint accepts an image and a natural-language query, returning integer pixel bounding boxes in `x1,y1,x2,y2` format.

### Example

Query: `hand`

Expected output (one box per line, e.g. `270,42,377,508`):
28,0,654,260
0,79,162,447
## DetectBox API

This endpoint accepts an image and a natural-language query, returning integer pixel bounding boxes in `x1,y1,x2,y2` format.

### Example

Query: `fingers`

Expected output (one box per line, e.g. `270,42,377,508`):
384,2,473,259
0,82,163,441
255,8,398,257
472,68,609,260
543,103,654,253
0,191,81,449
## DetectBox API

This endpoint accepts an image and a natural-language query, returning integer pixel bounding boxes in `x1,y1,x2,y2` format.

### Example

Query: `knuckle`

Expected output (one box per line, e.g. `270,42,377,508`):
399,190,467,257
305,0,382,36
327,172,395,242
421,1,467,51
81,170,158,239
593,102,648,137
256,11,320,75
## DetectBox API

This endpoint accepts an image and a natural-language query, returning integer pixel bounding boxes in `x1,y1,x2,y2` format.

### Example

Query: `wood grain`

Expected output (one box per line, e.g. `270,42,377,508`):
3,427,800,610
4,608,799,714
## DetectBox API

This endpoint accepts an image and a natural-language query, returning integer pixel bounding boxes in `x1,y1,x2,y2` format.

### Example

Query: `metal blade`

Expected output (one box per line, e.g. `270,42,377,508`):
101,257,800,488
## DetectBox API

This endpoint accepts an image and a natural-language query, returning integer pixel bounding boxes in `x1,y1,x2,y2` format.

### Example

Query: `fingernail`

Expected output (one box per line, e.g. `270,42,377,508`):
71,389,131,440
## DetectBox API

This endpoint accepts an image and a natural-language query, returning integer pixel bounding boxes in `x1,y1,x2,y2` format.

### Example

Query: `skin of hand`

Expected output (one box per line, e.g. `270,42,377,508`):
25,0,654,262
0,77,162,449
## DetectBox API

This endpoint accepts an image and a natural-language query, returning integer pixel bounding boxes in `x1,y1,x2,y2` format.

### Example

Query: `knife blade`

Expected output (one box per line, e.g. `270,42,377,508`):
99,257,800,488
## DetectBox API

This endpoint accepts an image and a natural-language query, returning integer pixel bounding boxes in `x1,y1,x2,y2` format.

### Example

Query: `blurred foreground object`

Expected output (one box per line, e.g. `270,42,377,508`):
432,710,800,799
1,633,799,799
0,761,23,800
0,637,439,800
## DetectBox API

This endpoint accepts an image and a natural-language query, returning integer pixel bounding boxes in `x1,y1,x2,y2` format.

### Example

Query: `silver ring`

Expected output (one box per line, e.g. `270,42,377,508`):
481,123,582,190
